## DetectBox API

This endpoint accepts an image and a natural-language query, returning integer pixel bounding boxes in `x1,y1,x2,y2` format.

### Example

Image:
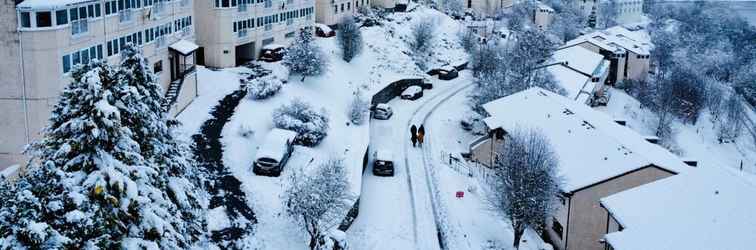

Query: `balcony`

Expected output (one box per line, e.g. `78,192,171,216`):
238,3,248,12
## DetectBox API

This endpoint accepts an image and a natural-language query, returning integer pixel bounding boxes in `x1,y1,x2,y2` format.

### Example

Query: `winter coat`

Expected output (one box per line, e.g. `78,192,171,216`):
410,125,418,139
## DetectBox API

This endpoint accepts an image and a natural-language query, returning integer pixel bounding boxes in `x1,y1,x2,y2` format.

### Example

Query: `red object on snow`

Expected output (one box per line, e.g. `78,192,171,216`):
456,191,464,198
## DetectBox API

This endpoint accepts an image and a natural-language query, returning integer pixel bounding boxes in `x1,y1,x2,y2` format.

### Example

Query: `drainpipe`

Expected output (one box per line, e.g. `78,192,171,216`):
17,12,31,148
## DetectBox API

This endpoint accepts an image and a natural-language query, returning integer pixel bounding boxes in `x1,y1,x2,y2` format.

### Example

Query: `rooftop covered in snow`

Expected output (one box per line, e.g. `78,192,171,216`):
600,166,756,250
561,26,652,55
482,88,689,193
551,46,608,77
17,0,98,9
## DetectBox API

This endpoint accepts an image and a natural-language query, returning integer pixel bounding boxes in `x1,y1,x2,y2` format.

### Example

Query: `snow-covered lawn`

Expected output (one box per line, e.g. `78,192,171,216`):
176,66,246,136
597,88,756,173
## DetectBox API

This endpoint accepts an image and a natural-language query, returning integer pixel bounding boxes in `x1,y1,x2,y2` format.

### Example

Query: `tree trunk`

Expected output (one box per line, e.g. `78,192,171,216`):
301,75,307,82
513,225,525,250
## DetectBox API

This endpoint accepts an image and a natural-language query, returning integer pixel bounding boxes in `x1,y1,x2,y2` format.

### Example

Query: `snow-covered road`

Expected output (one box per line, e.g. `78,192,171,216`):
348,72,473,250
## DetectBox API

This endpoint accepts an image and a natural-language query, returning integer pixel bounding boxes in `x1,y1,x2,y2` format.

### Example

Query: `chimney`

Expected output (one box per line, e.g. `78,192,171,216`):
682,158,698,167
644,136,660,144
614,119,627,126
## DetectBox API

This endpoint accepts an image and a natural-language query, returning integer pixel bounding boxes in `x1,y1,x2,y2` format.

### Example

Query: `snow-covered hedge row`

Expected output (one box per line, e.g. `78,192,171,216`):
273,100,330,146
245,75,283,100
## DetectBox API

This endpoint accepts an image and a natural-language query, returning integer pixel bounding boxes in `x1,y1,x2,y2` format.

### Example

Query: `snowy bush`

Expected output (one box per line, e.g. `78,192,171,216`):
283,30,329,81
273,99,330,146
410,19,436,54
245,75,283,100
457,28,478,54
338,16,363,62
348,89,369,125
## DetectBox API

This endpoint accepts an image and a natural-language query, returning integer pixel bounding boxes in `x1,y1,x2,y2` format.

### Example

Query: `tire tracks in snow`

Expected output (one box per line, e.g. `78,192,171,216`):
402,81,474,250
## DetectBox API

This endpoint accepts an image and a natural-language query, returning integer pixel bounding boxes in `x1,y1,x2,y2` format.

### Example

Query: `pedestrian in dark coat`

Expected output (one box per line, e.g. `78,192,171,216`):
417,124,425,146
410,125,418,147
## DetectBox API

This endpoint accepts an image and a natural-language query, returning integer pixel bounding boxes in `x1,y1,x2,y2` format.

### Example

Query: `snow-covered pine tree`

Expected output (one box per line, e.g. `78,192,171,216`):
116,44,208,246
1,61,150,248
337,16,363,62
284,30,329,81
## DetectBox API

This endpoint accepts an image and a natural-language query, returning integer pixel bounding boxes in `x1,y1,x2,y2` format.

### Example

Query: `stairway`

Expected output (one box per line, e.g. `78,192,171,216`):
162,76,185,112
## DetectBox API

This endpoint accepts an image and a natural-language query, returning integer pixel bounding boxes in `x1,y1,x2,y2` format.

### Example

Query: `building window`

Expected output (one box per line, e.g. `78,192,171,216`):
56,10,69,25
154,60,163,73
552,217,564,239
62,55,71,73
36,11,52,27
264,0,272,8
20,12,31,28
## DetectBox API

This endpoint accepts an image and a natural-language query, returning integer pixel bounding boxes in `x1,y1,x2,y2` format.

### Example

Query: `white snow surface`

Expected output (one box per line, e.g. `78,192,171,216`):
169,40,199,55
482,88,690,192
600,165,756,250
551,46,607,77
562,26,652,55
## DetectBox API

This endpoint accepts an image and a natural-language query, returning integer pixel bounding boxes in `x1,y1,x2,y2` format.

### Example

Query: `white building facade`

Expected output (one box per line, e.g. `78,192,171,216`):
194,0,315,67
1,0,199,171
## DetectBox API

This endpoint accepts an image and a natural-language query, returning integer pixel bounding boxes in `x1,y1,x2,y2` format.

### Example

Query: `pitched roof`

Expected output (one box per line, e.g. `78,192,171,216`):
551,46,608,77
561,26,652,55
601,166,756,250
482,88,689,192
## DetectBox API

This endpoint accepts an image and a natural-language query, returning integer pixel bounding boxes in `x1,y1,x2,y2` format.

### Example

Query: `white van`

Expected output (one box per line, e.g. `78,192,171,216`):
253,128,298,176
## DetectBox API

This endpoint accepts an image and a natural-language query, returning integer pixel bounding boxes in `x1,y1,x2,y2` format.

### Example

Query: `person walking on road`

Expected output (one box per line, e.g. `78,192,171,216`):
410,125,418,147
417,124,425,147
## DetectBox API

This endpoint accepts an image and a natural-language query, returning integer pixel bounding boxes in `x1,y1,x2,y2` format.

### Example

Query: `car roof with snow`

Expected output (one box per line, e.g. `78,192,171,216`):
482,88,690,193
600,166,756,250
262,44,286,50
376,103,391,109
314,23,332,33
255,128,297,160
403,86,422,94
375,150,394,161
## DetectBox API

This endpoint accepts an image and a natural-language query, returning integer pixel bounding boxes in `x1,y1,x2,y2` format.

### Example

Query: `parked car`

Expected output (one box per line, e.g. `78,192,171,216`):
314,23,335,37
373,150,395,176
401,85,423,100
253,128,297,176
372,103,393,120
438,66,459,80
259,44,286,62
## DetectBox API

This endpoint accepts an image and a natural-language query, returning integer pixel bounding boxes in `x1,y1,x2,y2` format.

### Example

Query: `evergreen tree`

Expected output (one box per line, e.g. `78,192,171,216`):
284,30,329,81
337,16,363,62
116,44,208,245
2,61,148,249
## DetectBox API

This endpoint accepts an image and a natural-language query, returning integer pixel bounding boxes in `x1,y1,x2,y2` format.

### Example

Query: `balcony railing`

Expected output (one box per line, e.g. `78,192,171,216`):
156,36,167,48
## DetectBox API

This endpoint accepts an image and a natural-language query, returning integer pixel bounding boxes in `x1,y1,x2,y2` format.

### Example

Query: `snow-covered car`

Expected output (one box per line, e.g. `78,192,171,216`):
259,44,286,62
372,103,393,120
438,66,459,80
373,150,394,176
314,23,335,37
401,85,423,100
253,128,297,177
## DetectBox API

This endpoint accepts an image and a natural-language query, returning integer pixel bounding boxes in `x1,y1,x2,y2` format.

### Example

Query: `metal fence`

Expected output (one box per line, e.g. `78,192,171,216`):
440,150,498,186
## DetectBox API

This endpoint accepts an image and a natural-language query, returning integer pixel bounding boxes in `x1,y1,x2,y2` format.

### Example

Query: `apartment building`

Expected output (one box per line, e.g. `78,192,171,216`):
0,0,199,170
560,26,651,85
194,0,315,67
534,2,553,29
467,0,512,16
315,0,371,26
471,88,690,250
575,0,643,27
